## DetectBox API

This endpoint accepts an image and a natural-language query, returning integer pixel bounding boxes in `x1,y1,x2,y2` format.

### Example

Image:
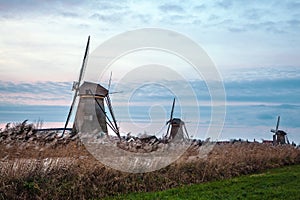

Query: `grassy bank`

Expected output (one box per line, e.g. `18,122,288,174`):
109,164,300,200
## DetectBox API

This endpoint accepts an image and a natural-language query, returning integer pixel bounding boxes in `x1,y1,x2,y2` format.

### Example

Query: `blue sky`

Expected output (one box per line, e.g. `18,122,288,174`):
0,0,299,143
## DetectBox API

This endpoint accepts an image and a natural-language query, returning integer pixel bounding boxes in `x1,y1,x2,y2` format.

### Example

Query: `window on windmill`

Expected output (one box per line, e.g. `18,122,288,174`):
84,115,93,120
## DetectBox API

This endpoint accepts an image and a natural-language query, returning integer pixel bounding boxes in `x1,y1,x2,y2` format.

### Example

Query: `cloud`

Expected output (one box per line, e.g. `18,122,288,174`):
92,1,128,11
193,4,207,11
0,81,72,95
0,81,72,105
157,12,201,25
89,13,125,23
208,14,220,21
1,1,300,86
286,1,300,10
286,19,300,27
60,12,80,18
243,8,267,21
159,4,184,13
0,104,70,123
225,104,300,128
108,67,300,109
225,78,300,104
213,19,234,26
259,21,285,33
216,0,233,9
227,27,246,33
0,0,84,18
222,66,300,81
206,18,286,34
132,14,152,24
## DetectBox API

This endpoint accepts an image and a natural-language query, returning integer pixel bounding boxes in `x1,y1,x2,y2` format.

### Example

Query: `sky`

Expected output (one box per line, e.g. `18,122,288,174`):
0,0,299,143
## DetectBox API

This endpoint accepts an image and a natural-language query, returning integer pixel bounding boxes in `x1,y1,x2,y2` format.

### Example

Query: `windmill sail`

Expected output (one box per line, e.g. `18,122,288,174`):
166,98,176,138
170,98,175,122
105,95,120,137
105,72,120,138
275,116,280,132
62,36,90,136
271,115,281,133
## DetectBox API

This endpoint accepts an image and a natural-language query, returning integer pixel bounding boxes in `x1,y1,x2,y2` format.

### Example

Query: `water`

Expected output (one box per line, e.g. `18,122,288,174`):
0,104,299,144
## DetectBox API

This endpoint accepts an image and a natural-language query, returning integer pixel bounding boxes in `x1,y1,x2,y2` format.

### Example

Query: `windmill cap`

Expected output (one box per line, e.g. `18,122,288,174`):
78,81,108,97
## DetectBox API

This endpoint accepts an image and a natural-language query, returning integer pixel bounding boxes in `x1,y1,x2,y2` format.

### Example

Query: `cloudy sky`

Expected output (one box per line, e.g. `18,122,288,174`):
0,0,299,142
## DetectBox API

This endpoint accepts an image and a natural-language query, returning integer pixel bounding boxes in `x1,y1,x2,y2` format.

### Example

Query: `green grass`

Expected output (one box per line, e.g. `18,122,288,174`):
107,164,300,200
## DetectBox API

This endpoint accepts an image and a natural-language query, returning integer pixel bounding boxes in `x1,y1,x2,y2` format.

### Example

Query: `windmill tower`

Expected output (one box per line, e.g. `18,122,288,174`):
270,116,289,145
165,98,189,141
74,82,108,134
62,36,120,138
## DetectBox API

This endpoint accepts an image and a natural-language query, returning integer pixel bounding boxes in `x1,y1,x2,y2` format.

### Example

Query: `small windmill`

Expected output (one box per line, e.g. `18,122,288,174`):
62,36,120,138
164,98,189,141
270,116,289,145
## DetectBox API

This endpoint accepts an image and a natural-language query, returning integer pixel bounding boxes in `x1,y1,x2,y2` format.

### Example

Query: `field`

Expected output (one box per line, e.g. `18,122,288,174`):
109,164,300,200
0,122,300,199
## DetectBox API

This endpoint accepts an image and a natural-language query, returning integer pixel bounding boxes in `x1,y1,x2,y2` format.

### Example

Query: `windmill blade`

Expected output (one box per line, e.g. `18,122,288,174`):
105,95,120,138
78,35,90,86
165,98,175,139
275,116,280,132
62,36,90,136
183,123,189,139
108,71,112,90
166,122,171,139
105,72,120,138
270,129,276,133
108,73,124,94
109,91,123,94
169,97,175,122
286,135,290,144
89,90,119,135
62,90,78,135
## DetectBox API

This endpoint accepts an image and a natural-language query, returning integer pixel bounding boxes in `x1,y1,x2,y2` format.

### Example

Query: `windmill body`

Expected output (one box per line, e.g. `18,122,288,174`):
168,118,186,140
273,130,287,145
270,116,288,145
74,82,108,134
165,98,189,141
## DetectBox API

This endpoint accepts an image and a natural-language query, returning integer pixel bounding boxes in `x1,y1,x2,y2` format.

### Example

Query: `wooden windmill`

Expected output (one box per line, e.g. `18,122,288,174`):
62,36,120,138
164,98,189,141
270,116,289,145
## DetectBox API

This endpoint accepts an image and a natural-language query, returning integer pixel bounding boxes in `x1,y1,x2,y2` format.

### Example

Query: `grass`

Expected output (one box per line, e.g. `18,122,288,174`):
108,164,300,200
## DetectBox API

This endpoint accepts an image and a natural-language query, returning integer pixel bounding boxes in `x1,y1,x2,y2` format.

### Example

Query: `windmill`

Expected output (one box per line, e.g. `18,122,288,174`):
164,98,189,141
270,116,289,145
62,36,120,138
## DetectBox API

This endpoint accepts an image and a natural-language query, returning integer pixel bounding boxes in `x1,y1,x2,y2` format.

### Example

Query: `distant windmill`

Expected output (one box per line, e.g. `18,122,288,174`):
62,36,120,138
164,98,189,141
270,116,289,145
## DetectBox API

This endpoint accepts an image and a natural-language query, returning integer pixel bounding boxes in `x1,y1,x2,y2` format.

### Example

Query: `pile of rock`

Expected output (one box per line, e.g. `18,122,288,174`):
0,121,205,154
117,136,161,153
